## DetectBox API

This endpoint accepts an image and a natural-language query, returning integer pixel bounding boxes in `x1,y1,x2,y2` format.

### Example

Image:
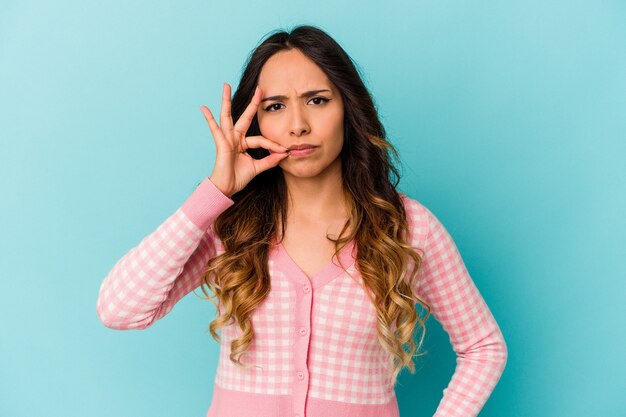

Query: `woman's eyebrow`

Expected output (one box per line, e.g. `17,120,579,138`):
260,89,331,103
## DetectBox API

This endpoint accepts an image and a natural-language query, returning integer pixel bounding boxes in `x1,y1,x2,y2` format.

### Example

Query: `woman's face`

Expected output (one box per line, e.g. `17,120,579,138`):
256,48,344,180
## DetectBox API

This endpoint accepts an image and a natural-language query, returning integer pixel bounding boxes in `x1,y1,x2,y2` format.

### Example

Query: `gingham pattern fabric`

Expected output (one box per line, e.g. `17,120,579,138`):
307,266,396,404
96,177,507,417
404,198,508,417
96,210,220,330
214,270,296,394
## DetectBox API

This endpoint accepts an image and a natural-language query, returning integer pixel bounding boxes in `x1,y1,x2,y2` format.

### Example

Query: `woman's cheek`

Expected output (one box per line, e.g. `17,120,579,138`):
259,120,281,142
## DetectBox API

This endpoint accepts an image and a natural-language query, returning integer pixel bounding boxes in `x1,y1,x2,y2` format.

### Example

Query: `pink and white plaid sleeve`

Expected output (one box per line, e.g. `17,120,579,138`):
96,177,234,330
412,202,508,417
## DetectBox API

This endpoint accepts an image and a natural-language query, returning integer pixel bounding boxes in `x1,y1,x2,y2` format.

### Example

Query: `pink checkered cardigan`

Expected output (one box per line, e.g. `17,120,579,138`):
96,177,507,417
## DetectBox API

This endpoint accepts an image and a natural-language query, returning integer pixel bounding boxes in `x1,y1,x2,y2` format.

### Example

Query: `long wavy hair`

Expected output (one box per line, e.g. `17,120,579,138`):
198,24,431,387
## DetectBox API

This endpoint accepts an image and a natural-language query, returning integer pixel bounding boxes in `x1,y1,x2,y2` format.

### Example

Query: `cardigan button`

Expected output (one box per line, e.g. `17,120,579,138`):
297,371,304,380
299,327,307,336
303,284,311,293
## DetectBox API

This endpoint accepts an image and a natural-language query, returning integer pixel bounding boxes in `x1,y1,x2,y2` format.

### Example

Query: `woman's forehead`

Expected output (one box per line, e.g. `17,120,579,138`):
258,50,333,93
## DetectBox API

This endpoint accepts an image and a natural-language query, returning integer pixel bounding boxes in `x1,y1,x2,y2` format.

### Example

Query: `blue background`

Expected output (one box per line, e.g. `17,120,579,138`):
1,1,624,416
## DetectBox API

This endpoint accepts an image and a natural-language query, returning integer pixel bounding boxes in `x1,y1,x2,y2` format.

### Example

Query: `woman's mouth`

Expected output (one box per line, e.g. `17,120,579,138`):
288,145,318,157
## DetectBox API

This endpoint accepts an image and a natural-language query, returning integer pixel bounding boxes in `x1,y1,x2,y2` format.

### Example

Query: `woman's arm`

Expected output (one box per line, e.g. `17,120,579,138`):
410,201,508,417
96,177,234,330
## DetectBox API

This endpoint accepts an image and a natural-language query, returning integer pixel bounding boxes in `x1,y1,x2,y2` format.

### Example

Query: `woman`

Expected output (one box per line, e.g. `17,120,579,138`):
96,25,507,417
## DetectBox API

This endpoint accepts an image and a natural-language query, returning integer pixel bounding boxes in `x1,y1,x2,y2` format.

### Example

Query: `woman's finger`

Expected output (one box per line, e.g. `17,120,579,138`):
233,85,262,137
252,151,290,175
220,83,234,133
200,105,226,146
243,135,289,153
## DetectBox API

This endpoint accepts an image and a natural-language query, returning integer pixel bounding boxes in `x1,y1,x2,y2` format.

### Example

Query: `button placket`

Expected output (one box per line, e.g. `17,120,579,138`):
272,239,358,417
292,281,313,416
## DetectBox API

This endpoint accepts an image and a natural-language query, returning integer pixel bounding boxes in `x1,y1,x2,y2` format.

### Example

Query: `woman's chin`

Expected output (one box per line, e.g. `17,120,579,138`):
280,165,323,179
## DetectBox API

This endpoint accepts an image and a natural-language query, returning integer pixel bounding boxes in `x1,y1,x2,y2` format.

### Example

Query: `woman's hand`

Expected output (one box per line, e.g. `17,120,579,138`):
200,83,289,198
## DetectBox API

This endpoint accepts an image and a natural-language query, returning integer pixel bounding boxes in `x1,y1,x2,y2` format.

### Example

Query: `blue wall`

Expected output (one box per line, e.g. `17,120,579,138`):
1,1,624,416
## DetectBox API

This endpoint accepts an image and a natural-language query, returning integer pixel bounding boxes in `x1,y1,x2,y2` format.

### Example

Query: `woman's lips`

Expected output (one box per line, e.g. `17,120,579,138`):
288,146,317,157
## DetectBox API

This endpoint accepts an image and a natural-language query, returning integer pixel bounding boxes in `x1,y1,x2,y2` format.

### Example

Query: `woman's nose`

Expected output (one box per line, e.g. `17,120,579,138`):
289,105,310,137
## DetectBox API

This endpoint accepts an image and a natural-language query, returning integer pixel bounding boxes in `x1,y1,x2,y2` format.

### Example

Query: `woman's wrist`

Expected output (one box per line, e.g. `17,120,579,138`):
208,176,232,198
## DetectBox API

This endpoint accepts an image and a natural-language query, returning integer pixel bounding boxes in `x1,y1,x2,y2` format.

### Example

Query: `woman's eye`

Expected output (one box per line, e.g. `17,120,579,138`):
310,97,330,105
264,97,330,112
264,103,284,112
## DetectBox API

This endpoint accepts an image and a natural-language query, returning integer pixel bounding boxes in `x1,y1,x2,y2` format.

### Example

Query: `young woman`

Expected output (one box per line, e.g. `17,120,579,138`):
97,25,507,417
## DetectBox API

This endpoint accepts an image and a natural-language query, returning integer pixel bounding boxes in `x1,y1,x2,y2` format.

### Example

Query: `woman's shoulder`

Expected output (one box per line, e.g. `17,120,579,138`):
397,191,432,222
396,191,431,245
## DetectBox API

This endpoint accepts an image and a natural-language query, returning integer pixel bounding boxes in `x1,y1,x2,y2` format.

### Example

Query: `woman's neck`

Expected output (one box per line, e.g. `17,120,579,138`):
282,160,347,222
